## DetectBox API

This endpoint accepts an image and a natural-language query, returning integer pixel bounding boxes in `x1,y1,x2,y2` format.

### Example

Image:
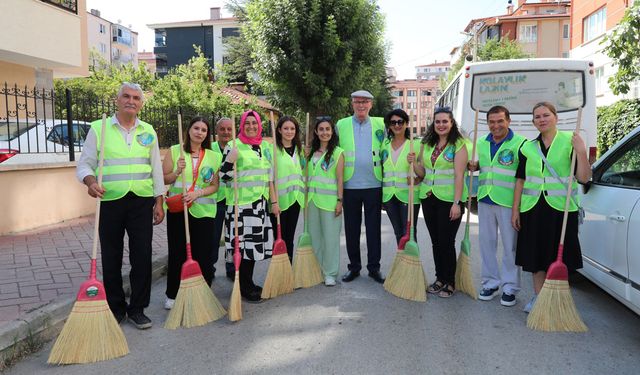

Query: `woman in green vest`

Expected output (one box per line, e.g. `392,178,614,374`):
220,110,274,303
382,109,421,244
511,102,591,313
307,118,345,286
162,117,221,310
271,115,305,262
411,106,468,298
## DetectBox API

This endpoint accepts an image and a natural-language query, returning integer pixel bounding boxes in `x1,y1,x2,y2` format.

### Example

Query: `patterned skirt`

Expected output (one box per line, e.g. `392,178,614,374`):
225,197,274,261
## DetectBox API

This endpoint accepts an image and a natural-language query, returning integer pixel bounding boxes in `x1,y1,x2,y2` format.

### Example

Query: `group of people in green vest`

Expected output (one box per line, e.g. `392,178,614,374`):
77,83,590,329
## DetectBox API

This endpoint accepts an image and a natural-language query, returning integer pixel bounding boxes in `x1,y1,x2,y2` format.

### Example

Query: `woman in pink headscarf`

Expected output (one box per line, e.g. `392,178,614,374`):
220,110,274,303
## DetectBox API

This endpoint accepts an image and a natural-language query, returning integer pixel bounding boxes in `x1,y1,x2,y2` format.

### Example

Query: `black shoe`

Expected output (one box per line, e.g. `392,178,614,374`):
368,270,385,284
251,284,263,295
226,271,235,281
113,311,126,324
341,270,360,282
128,312,152,330
241,289,264,304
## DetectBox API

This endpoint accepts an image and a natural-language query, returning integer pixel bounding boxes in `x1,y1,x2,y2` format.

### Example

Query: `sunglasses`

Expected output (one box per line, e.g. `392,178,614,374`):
434,106,452,114
389,120,405,126
316,115,332,121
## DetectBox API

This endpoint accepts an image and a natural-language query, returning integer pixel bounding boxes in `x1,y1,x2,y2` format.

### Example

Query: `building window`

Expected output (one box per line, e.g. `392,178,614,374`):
563,24,569,39
397,90,404,97
583,7,606,43
99,24,106,34
407,102,417,109
155,30,167,47
595,66,605,95
519,25,537,43
421,90,431,96
407,90,417,97
99,43,106,53
562,52,569,58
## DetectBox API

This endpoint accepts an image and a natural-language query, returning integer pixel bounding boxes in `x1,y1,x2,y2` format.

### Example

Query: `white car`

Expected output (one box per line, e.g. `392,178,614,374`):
579,125,640,315
0,119,89,165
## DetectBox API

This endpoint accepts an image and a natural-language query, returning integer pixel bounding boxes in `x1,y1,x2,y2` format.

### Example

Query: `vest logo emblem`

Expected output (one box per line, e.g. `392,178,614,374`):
380,149,389,163
264,148,272,162
136,132,154,147
200,167,214,183
443,145,455,162
321,157,333,172
497,149,515,166
375,129,385,143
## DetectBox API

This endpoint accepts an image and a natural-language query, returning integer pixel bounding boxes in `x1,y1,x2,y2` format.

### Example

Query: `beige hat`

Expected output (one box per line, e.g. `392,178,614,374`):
351,90,374,99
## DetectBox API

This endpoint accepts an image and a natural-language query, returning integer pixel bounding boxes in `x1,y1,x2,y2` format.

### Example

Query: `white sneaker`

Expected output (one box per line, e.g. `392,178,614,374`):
523,295,537,313
164,298,175,310
324,276,336,287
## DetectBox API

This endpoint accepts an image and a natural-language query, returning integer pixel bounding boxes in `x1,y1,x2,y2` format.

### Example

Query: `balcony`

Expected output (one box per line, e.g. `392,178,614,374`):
40,0,77,14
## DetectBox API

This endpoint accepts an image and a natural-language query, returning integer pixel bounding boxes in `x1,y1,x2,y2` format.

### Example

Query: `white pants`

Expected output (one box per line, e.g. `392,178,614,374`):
478,201,520,295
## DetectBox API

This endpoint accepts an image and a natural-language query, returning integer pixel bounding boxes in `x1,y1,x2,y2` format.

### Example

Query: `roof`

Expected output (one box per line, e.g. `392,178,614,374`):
220,87,276,111
148,17,238,29
415,61,450,68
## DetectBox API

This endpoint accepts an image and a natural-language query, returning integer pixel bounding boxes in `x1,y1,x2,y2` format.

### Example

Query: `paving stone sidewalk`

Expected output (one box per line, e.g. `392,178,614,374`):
0,216,169,326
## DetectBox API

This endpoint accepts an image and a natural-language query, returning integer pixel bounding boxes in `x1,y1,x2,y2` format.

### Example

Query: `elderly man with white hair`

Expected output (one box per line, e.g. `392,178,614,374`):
76,82,165,329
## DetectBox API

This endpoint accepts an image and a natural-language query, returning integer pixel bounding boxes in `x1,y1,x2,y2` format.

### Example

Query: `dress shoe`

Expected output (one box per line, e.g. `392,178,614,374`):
368,270,385,284
341,270,360,282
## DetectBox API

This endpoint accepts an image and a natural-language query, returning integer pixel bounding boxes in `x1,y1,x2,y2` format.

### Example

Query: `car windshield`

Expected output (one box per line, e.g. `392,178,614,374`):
46,123,89,146
0,122,38,141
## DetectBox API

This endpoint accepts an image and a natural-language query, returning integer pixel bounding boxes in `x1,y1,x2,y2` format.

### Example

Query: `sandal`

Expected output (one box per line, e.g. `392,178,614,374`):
427,280,445,294
438,284,455,298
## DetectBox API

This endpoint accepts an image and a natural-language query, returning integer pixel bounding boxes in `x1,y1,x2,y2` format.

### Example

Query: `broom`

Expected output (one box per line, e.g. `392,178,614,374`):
383,116,427,302
228,116,243,322
293,113,323,288
262,111,295,299
48,114,129,364
455,109,479,300
527,108,587,332
165,113,226,329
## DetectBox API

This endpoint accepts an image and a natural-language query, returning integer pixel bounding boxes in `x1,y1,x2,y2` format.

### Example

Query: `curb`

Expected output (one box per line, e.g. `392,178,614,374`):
0,255,168,365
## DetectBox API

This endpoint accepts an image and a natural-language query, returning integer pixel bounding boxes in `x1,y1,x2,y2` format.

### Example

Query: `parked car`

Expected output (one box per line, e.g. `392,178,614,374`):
579,124,640,315
0,119,90,165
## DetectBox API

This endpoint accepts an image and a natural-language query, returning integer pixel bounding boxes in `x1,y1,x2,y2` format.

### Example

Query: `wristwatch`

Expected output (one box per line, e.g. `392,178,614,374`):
454,200,460,205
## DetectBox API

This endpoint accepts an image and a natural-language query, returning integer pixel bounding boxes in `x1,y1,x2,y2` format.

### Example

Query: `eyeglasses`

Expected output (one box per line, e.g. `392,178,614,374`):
434,106,452,114
353,100,371,105
316,115,332,121
389,120,405,126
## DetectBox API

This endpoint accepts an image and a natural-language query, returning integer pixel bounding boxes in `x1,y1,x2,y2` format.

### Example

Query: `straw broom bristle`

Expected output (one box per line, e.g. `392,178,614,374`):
455,252,477,300
293,246,323,289
164,275,226,329
386,253,401,283
384,253,427,302
262,253,294,299
228,271,242,322
527,279,587,332
48,300,128,364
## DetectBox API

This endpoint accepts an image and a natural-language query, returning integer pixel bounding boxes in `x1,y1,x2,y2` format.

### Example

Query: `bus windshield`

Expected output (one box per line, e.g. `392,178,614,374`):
471,70,585,114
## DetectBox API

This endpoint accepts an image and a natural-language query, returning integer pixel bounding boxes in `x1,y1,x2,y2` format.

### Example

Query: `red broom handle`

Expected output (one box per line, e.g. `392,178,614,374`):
465,110,479,224
557,107,583,260
232,117,241,270
90,113,108,275
177,113,192,260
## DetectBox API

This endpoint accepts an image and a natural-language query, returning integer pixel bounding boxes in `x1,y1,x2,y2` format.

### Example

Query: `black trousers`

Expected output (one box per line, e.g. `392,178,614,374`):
273,202,301,262
213,199,234,276
99,194,154,315
343,187,382,273
383,197,420,245
421,194,463,286
165,211,215,299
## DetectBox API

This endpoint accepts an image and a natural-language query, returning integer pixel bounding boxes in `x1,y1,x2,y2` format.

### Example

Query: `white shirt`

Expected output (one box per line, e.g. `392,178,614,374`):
76,115,166,197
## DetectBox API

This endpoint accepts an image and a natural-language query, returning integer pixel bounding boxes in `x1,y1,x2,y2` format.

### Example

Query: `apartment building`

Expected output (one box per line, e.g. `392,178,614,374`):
416,61,451,81
390,78,442,136
0,0,89,88
138,51,157,74
148,7,239,76
570,0,638,106
87,9,138,68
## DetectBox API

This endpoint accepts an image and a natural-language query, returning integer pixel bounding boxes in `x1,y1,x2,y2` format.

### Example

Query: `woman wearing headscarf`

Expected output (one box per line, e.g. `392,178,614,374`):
220,110,274,303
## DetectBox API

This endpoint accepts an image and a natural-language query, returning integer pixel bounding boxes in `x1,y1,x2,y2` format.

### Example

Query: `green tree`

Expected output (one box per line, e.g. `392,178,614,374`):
442,37,529,90
243,0,392,119
601,2,640,95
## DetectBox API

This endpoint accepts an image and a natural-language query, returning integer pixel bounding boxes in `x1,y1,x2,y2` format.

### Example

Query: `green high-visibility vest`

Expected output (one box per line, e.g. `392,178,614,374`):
274,146,305,211
92,118,155,201
166,145,221,218
519,131,579,213
477,133,526,208
225,141,271,205
381,138,421,203
418,138,468,202
307,147,344,211
336,116,385,181
212,141,227,203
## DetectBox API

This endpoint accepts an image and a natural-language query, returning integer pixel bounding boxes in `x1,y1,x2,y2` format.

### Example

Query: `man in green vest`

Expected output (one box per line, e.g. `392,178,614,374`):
212,117,235,281
76,83,165,329
337,90,385,284
468,106,525,307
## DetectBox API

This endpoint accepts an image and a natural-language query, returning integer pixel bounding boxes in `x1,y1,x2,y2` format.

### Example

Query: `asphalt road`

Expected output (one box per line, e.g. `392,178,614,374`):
8,212,640,375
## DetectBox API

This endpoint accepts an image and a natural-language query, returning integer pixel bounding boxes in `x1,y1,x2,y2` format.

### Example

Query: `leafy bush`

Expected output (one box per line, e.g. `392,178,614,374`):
597,99,640,155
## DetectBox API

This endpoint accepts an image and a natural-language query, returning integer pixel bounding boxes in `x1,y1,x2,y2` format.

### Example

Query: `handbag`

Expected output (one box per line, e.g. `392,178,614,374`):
166,149,204,213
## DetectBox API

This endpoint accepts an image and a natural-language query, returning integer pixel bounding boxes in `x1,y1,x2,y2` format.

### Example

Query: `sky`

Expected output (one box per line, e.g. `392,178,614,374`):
86,0,511,80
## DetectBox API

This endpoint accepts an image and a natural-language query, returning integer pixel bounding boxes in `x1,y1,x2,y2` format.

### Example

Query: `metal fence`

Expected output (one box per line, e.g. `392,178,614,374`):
0,83,224,164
